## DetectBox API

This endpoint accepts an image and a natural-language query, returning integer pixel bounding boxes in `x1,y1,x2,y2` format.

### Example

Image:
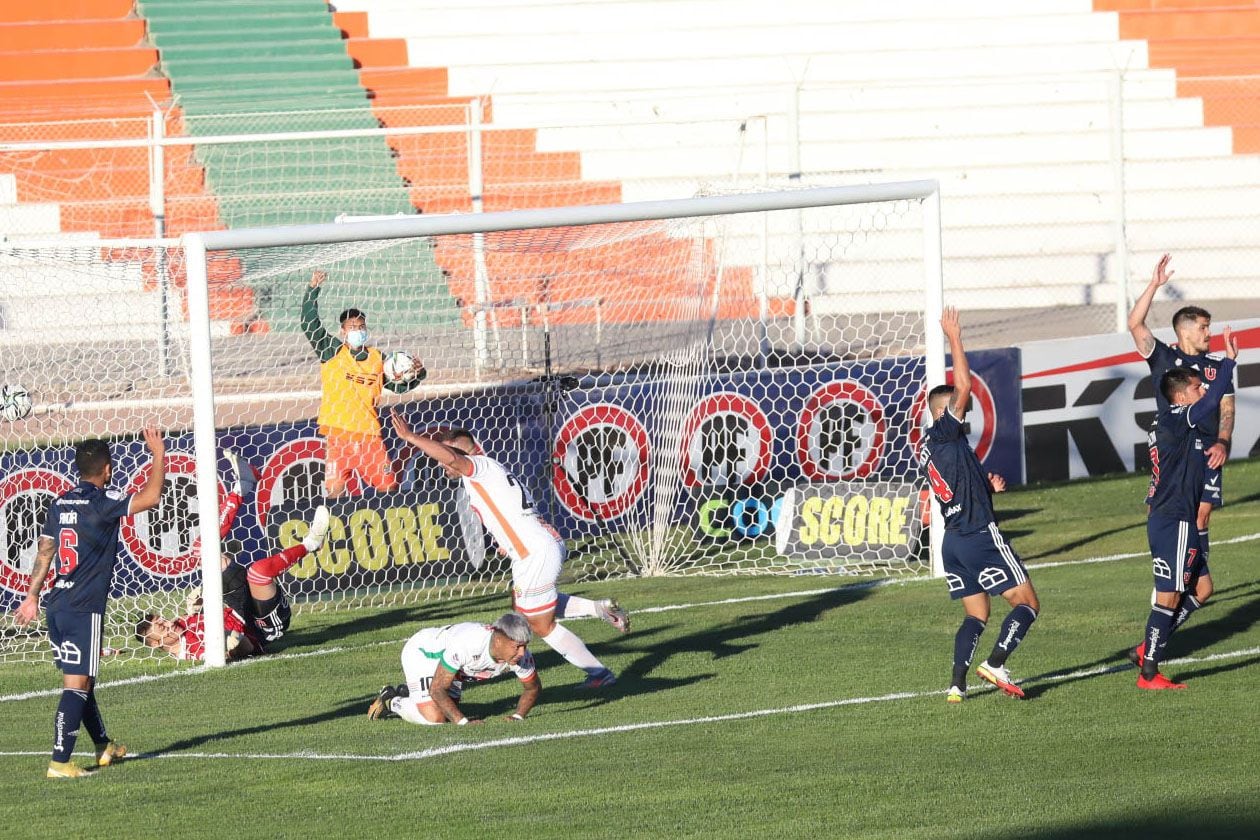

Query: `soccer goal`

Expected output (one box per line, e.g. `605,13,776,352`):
0,182,943,668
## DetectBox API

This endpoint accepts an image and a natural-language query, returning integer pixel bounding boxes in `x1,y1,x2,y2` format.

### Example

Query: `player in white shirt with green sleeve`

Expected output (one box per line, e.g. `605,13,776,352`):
367,613,539,725
391,412,627,690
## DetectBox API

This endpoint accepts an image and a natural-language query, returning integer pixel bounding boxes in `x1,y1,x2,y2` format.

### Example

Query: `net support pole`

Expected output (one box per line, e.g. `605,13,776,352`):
469,98,491,379
183,233,226,667
150,107,172,378
922,188,946,579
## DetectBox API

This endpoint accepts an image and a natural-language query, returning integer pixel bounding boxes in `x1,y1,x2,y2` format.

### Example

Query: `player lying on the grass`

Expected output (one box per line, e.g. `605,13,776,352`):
922,307,1041,702
390,411,628,690
135,450,330,661
368,613,540,725
1127,329,1238,690
1128,254,1235,576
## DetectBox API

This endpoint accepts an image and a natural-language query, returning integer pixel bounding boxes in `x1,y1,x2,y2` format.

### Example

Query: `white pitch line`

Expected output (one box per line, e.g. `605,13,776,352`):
4,529,1259,705
3,644,1258,765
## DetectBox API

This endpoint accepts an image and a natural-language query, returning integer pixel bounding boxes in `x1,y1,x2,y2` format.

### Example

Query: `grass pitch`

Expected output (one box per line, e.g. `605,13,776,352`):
3,462,1260,839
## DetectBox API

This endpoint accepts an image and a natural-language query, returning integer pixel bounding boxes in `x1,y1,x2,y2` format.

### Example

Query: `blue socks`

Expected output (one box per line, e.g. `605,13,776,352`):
52,689,89,763
1141,605,1177,679
1173,595,1203,631
986,604,1038,668
81,690,108,746
952,616,986,689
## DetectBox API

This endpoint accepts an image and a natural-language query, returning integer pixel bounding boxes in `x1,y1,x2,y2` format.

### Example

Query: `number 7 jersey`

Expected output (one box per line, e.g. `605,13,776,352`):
38,481,134,614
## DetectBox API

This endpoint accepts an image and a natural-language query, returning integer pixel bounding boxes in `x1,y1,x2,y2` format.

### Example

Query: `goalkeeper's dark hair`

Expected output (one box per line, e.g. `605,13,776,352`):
338,307,366,326
1172,305,1211,334
438,427,479,451
1160,368,1200,402
74,438,112,478
134,612,159,644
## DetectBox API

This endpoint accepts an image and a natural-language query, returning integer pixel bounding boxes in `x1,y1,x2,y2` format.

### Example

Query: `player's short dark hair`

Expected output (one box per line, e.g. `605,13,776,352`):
1172,305,1211,333
338,307,366,326
134,612,158,644
927,384,955,412
1160,368,1199,402
74,438,112,478
438,427,479,450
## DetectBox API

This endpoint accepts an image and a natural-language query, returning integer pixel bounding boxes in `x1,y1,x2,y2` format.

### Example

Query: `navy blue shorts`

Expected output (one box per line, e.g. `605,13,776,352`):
941,525,1030,599
1148,515,1206,593
1203,465,1223,509
46,610,103,678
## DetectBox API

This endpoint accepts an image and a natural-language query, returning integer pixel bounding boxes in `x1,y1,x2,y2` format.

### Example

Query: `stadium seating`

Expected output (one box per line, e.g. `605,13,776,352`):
333,0,1260,310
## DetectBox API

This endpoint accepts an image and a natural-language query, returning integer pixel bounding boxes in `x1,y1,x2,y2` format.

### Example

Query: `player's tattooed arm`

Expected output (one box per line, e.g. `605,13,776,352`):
389,410,474,476
14,537,54,625
1128,253,1172,358
431,666,479,725
940,306,971,418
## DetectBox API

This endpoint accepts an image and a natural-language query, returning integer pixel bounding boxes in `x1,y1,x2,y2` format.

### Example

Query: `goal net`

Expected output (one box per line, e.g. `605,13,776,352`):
1,182,942,666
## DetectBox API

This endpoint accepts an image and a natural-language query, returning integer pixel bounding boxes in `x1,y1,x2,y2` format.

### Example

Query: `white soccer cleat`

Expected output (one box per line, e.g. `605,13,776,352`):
302,505,331,552
596,599,630,634
224,448,258,499
976,660,1025,699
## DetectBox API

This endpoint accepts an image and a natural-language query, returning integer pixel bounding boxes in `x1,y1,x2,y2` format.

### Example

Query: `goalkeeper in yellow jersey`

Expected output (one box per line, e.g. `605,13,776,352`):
302,271,426,497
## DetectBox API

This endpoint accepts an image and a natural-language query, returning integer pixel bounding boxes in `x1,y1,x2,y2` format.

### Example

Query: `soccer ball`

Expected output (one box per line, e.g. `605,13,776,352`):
383,351,418,384
1,385,32,422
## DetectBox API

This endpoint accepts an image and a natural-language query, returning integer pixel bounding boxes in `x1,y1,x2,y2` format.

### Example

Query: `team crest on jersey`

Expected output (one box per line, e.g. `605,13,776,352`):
1204,366,1217,381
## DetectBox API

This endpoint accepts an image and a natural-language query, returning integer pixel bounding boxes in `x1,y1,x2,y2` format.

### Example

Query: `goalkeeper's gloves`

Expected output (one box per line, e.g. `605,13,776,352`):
184,586,204,616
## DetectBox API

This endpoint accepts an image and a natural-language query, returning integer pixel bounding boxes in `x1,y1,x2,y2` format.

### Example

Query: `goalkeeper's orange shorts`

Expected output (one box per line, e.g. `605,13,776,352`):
323,432,397,496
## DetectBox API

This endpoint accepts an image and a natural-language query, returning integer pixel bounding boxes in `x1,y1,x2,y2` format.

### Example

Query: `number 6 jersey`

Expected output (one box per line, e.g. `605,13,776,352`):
38,481,135,614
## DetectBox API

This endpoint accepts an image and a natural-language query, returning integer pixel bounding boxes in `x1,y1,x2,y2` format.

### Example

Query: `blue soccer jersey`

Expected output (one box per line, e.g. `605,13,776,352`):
921,407,995,534
1144,340,1234,440
1146,357,1236,521
38,481,133,614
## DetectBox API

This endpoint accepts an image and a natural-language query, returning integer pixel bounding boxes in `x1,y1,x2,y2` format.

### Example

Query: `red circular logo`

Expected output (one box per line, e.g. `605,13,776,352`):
552,404,650,522
797,380,887,481
255,437,329,526
680,392,773,489
120,452,224,578
0,468,74,596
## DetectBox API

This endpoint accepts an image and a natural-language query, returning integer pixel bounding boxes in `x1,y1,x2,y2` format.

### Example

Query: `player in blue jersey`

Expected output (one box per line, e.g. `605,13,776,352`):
1128,254,1236,602
922,308,1040,702
13,429,166,778
1129,328,1238,689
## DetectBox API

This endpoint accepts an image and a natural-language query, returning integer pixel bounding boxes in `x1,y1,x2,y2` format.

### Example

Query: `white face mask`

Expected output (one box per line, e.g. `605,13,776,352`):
344,328,368,349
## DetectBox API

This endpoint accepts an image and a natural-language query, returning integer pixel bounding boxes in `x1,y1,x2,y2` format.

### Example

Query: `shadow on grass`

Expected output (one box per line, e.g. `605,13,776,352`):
1020,518,1146,561
277,591,509,651
978,806,1260,840
138,697,367,758
1021,579,1260,699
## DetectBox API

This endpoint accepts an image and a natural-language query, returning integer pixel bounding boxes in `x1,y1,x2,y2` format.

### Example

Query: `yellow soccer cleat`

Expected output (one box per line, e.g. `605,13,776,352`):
95,741,127,767
47,760,89,779
946,686,965,704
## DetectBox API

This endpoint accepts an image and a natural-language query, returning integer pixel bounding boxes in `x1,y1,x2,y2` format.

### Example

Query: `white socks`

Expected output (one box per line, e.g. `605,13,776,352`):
556,593,598,618
542,623,605,673
390,697,442,726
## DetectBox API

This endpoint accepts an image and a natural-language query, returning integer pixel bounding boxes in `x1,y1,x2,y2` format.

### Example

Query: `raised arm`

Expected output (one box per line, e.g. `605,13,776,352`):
301,271,340,363
129,427,167,515
941,307,971,419
1128,254,1173,357
390,410,474,477
1190,327,1238,428
13,536,55,625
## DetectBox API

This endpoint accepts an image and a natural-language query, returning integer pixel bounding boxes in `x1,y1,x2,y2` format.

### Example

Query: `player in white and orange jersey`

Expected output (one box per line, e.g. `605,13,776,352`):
391,411,628,690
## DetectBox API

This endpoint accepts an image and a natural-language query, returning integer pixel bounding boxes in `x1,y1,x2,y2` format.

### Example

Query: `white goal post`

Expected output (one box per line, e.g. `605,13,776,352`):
182,181,944,667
